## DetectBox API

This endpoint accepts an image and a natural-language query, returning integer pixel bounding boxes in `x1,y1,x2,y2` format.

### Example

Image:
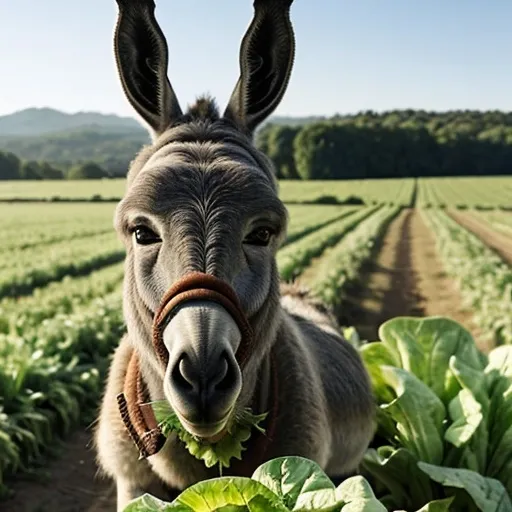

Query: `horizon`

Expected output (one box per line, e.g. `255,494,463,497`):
1,1,511,119
3,104,512,121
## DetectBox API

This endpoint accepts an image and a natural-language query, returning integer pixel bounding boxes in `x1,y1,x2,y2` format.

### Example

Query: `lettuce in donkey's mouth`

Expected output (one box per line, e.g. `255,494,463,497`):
149,400,267,471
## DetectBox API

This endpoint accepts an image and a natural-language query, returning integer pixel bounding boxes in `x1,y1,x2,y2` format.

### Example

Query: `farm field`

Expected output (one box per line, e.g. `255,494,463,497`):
472,208,512,236
0,179,511,511
416,175,512,208
1,175,512,208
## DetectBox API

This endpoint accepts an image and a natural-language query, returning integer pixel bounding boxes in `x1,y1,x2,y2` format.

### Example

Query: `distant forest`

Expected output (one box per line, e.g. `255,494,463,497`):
1,110,511,180
257,110,512,179
0,129,147,180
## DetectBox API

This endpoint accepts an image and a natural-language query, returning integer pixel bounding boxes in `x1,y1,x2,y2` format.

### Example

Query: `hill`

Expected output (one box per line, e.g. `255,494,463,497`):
0,107,145,136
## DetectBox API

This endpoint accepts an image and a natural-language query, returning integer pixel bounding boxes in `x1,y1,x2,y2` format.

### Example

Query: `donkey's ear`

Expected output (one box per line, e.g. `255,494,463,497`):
223,0,296,136
114,0,183,137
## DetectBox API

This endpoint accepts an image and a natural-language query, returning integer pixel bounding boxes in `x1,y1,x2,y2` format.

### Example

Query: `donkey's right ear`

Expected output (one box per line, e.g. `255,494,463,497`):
114,0,183,138
223,0,296,136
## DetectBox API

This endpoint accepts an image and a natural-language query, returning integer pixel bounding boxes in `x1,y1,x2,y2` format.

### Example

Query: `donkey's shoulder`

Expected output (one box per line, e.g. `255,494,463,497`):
279,282,340,335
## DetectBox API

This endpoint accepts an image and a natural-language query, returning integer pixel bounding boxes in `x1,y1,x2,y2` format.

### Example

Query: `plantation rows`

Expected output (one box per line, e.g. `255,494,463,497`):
417,176,512,209
0,263,125,334
300,205,400,305
0,232,125,299
0,201,511,506
278,206,381,280
1,202,116,252
475,210,512,235
422,209,512,346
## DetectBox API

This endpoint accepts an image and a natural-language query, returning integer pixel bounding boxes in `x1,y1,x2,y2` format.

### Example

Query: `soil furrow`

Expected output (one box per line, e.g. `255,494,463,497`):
338,208,483,347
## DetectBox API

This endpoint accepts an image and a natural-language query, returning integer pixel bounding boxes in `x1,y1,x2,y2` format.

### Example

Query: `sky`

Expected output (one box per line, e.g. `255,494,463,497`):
0,0,511,120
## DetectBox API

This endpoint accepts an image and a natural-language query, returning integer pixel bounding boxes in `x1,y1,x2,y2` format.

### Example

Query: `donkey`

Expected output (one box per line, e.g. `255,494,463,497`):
95,0,375,509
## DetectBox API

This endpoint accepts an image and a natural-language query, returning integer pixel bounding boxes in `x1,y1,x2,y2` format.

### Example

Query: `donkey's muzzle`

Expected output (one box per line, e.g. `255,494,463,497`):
152,272,254,438
163,301,242,435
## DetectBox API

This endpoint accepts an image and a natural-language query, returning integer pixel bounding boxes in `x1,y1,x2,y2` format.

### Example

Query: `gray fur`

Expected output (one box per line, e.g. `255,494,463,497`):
95,1,375,510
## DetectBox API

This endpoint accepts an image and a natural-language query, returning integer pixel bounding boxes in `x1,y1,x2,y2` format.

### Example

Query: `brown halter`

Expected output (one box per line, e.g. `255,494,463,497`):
116,271,278,475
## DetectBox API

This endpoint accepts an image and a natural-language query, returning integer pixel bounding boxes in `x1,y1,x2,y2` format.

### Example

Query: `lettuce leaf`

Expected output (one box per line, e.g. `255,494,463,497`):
377,317,486,404
418,462,512,512
150,400,267,470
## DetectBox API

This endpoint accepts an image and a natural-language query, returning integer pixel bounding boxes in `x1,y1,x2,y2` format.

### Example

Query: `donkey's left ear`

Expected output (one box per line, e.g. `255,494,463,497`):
114,0,183,138
223,0,296,136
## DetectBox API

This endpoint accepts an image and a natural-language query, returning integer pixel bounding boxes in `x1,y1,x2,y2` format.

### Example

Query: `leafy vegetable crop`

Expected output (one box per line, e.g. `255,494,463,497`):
0,292,124,497
124,456,388,512
359,316,512,510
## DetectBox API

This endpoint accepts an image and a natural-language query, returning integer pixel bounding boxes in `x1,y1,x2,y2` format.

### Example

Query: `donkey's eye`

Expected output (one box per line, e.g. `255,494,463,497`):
133,226,161,245
244,227,274,247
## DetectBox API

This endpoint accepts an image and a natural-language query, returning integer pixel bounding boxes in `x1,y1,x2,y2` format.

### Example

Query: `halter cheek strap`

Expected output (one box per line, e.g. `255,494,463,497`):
116,271,278,474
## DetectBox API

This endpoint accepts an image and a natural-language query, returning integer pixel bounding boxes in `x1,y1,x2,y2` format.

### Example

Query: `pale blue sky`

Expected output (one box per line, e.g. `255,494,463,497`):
1,0,510,119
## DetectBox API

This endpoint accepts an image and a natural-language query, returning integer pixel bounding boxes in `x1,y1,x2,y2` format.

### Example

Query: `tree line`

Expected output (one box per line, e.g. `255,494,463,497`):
0,128,147,178
0,151,112,180
256,110,512,179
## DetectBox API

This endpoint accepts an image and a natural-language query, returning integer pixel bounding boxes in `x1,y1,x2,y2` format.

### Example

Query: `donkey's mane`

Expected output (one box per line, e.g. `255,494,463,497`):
184,95,220,122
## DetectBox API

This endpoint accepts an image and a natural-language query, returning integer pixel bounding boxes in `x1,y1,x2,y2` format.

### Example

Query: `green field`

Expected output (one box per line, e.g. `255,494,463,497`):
417,176,512,208
1,180,512,509
1,176,511,208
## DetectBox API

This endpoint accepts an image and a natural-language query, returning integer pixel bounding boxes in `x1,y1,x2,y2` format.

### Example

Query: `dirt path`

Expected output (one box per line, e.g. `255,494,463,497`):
448,209,512,265
338,208,485,349
1,428,115,512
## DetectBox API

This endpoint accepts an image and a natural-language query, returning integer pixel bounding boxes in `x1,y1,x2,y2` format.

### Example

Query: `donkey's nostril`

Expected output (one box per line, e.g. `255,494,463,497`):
214,355,228,385
214,352,237,392
171,354,195,392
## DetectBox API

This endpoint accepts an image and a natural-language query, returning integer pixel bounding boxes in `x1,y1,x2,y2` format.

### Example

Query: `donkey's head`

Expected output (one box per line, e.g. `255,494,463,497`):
113,0,295,440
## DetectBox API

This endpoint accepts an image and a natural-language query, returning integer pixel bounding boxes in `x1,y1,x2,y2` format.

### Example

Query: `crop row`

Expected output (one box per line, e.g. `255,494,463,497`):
0,232,125,299
301,205,401,309
1,225,115,253
417,176,512,208
2,202,116,228
0,290,124,496
2,203,115,251
474,210,512,236
283,205,360,246
0,262,125,335
277,205,381,281
421,208,512,346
